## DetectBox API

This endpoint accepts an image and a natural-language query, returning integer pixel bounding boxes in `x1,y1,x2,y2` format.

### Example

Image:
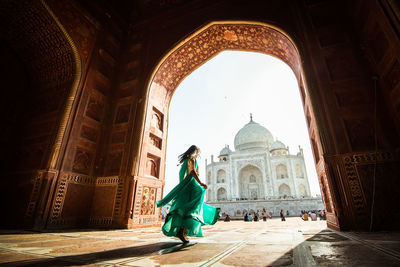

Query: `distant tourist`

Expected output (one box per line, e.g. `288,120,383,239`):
310,211,317,221
224,214,231,222
286,210,290,217
248,213,253,222
318,210,325,220
244,212,248,222
280,209,286,221
302,212,309,221
254,213,259,221
262,208,267,221
269,212,273,219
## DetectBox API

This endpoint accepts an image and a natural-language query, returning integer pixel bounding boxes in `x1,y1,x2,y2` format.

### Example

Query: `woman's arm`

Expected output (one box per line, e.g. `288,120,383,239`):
191,170,207,189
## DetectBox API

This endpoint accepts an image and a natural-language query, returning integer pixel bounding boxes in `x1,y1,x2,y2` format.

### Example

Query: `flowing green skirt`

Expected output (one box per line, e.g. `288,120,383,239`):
157,176,220,237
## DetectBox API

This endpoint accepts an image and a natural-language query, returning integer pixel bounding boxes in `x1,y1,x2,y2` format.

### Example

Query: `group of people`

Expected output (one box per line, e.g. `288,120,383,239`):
300,210,326,221
243,209,274,222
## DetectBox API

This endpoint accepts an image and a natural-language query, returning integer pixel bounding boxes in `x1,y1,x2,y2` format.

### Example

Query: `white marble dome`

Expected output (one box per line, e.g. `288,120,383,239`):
219,145,232,155
270,140,287,151
234,119,274,150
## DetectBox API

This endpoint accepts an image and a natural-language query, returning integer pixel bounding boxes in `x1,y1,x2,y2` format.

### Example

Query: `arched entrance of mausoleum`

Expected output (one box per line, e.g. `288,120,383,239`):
132,21,341,230
239,164,264,200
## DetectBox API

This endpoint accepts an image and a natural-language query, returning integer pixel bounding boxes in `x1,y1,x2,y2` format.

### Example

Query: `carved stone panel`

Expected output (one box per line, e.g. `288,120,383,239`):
80,125,98,142
91,183,117,218
106,151,123,175
85,96,104,122
115,104,131,124
111,131,126,144
153,24,301,92
140,186,157,215
72,148,93,175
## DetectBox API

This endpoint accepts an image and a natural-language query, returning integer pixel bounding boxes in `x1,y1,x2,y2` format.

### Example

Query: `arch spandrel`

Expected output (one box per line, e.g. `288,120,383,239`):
151,22,302,98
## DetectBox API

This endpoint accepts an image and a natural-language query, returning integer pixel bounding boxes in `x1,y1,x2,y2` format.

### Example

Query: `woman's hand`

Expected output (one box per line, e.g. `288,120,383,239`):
201,183,208,189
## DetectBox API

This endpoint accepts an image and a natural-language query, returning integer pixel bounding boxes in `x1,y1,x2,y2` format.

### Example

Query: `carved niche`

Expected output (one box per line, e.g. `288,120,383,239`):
149,133,162,149
146,154,160,178
151,107,163,132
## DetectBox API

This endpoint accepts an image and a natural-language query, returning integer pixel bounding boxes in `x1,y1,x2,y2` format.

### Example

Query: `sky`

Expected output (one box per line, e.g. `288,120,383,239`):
163,51,321,197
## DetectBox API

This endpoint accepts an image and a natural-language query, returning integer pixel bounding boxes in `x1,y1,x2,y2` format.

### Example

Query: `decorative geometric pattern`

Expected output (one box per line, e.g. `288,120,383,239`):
113,178,124,216
153,23,301,94
97,176,120,185
49,172,96,224
25,171,44,218
342,151,398,216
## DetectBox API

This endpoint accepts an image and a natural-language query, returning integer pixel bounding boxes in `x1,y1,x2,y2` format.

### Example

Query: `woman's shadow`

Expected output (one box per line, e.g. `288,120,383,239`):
157,241,197,255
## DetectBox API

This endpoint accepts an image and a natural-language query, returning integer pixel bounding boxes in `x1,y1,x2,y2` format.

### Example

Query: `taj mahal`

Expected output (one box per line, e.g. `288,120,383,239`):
205,115,323,217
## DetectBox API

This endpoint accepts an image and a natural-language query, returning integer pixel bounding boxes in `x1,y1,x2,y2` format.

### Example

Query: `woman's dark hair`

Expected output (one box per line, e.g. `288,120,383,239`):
178,145,199,164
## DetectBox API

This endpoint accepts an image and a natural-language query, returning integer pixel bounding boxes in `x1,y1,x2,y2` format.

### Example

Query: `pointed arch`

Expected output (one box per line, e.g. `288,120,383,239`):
295,163,304,178
276,164,288,179
217,169,226,183
217,187,227,201
298,184,307,197
278,183,291,197
238,164,263,200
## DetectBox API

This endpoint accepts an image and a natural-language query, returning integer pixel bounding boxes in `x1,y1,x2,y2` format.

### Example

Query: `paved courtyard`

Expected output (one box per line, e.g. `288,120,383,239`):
1,218,400,266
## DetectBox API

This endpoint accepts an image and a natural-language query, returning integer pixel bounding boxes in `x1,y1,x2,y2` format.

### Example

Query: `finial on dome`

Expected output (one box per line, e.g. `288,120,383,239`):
250,113,253,122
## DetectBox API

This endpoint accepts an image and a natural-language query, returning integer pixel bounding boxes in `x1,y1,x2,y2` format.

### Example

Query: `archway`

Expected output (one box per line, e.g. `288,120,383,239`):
134,21,334,229
298,184,307,197
295,164,304,178
238,165,263,200
276,164,289,179
217,187,227,201
278,184,291,198
217,169,226,183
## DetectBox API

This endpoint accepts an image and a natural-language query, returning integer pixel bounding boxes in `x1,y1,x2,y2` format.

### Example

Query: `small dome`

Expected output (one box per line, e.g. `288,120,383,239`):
270,140,287,151
219,145,232,155
234,116,274,150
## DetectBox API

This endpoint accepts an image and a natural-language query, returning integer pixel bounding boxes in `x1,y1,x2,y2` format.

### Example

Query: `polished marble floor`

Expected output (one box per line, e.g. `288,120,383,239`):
1,218,400,266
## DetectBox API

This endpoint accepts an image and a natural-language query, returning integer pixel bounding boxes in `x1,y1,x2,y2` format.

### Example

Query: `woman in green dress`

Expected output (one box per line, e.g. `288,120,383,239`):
157,145,220,243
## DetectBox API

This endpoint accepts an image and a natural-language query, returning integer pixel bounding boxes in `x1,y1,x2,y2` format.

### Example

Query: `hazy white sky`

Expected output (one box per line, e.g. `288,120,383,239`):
163,51,321,197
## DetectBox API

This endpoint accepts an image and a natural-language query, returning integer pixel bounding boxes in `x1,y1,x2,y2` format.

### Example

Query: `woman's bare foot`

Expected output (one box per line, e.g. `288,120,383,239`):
177,228,189,243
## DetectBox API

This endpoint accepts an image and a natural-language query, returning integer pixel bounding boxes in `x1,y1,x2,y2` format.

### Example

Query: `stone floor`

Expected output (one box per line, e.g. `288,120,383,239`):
1,218,400,266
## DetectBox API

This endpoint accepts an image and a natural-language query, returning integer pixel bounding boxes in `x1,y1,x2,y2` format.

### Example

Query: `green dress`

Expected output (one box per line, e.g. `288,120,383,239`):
157,158,220,237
